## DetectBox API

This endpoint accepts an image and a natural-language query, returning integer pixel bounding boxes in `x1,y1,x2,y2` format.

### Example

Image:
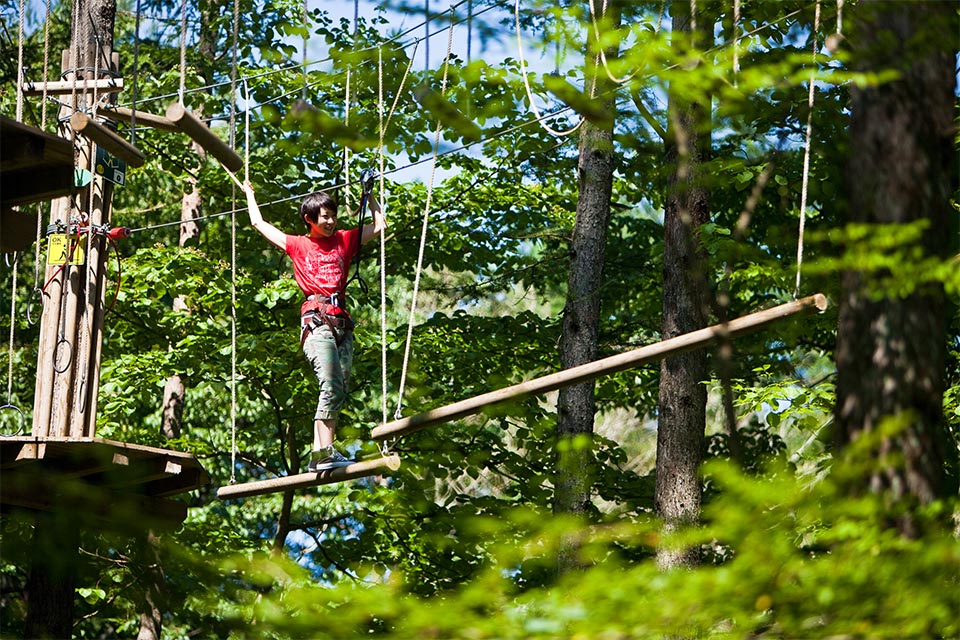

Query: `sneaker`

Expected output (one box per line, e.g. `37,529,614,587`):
308,447,354,472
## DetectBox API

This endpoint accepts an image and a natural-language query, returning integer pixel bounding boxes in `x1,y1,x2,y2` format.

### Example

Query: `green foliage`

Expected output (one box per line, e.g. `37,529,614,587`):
115,461,958,639
0,0,956,637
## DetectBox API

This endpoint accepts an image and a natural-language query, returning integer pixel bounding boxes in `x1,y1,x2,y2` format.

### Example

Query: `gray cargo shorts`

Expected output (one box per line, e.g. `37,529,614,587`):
301,323,354,421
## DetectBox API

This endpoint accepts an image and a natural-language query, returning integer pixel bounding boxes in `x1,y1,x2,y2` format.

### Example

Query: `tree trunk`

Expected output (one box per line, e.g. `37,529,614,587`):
654,0,711,570
25,512,80,640
554,2,620,511
553,0,621,572
135,531,165,640
834,0,957,536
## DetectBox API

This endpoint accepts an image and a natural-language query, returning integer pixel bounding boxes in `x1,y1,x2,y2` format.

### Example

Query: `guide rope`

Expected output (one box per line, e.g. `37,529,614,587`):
794,0,820,299
514,0,582,137
394,8,456,420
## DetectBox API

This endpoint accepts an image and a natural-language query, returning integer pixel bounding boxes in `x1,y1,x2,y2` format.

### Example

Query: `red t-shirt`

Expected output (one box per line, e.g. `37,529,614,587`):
285,228,361,315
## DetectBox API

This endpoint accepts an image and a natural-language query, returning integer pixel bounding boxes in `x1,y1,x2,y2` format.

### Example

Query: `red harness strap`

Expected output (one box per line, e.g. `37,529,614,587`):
300,293,354,346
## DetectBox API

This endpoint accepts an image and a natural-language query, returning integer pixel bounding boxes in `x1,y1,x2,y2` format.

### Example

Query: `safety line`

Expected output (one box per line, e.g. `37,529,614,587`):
793,0,820,299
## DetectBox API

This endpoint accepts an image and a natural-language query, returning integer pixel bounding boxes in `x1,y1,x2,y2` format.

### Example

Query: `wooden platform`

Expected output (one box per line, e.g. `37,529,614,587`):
0,115,74,252
0,437,209,530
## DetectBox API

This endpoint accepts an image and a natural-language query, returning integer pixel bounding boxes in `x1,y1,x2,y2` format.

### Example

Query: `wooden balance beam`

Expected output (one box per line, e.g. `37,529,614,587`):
217,455,401,500
372,294,829,441
165,103,244,173
99,106,180,132
70,113,146,167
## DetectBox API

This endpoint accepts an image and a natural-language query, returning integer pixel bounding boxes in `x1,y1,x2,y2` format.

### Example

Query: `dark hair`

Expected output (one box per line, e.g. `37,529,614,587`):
299,191,338,226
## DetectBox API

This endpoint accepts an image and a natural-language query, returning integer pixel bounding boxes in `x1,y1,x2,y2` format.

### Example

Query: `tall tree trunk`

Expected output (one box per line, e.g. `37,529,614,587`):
135,531,165,640
25,512,80,640
654,0,711,570
554,0,622,514
553,0,621,571
834,0,957,537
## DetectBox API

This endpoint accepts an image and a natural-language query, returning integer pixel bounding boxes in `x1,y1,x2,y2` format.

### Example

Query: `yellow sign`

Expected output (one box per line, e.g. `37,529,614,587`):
47,234,85,265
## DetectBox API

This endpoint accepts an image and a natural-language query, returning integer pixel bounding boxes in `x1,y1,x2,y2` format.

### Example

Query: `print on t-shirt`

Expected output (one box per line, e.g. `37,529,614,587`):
285,229,361,299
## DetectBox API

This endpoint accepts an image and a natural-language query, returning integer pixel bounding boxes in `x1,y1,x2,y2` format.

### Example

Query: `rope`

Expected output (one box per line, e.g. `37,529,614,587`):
794,0,820,299
378,48,389,428
124,0,807,240
130,0,142,144
178,0,188,104
733,0,741,84
301,0,309,102
30,0,54,325
228,0,242,485
588,0,640,86
75,14,107,419
394,9,456,420
514,0,583,137
7,0,26,416
5,254,18,410
15,0,25,122
115,0,493,121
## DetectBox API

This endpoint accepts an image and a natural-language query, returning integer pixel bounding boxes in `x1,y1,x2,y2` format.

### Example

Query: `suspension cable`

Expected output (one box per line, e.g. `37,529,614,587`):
378,48,389,428
228,0,242,485
178,0,188,105
514,0,582,137
394,8,456,420
794,0,820,299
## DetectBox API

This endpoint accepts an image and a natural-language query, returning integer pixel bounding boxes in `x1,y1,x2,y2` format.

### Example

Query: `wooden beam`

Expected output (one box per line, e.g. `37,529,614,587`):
1,207,40,253
217,455,401,500
165,103,244,172
21,78,123,96
99,106,179,132
0,116,74,171
70,112,146,168
1,167,73,209
372,294,829,441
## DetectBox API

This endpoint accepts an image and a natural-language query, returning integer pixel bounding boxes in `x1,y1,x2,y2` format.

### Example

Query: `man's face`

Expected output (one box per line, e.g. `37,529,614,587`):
309,208,337,237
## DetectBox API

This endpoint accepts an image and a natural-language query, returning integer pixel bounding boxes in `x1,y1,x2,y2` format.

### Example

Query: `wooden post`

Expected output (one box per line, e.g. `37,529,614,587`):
70,112,146,167
372,294,829,441
217,455,402,500
165,103,244,172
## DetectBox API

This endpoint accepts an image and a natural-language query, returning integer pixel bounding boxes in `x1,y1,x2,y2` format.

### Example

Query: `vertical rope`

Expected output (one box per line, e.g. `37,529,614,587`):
732,0,741,85
378,47,388,427
515,0,583,137
794,0,820,298
130,0,142,144
15,0,25,122
5,255,18,407
466,0,473,64
178,0,188,104
32,0,53,310
394,10,455,419
76,14,103,417
228,0,242,485
343,0,357,212
301,0,309,101
8,0,26,408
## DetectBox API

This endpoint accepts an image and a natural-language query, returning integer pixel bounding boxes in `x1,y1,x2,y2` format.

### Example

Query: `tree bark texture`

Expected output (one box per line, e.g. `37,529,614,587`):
834,1,958,527
554,0,621,523
25,512,80,640
654,0,712,569
135,531,165,640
